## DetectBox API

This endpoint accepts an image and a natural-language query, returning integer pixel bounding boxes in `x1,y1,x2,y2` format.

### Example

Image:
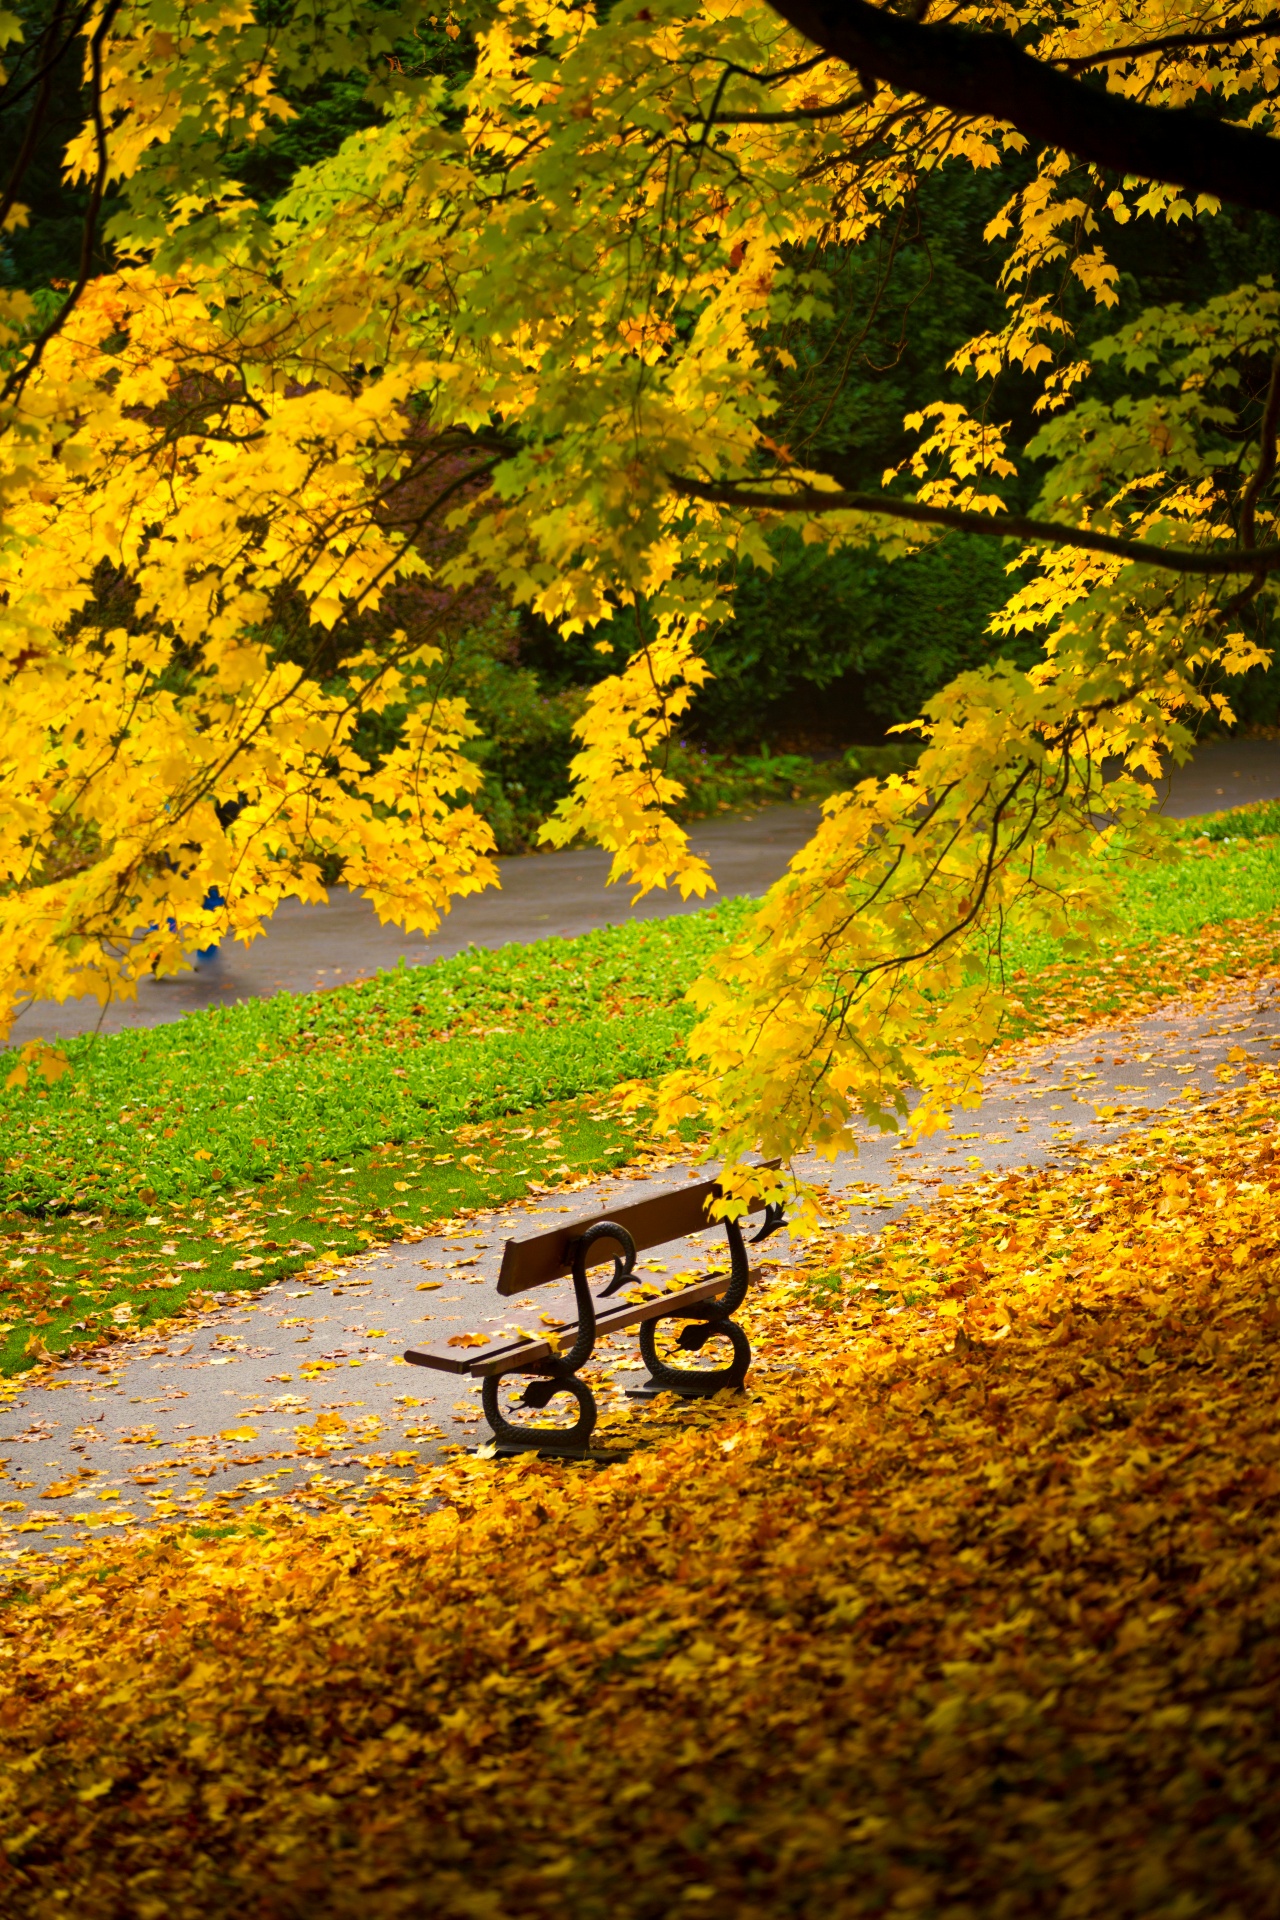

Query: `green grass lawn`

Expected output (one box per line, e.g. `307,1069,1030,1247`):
2,816,1278,1378
0,908,752,1376
1,902,755,1220
0,1096,664,1376
1000,826,1280,981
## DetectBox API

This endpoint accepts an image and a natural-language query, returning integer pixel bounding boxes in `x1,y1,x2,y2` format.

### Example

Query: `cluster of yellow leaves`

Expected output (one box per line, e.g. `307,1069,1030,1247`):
3,1066,1280,1914
0,4,507,1037
539,631,717,897
0,281,502,1027
657,659,1177,1192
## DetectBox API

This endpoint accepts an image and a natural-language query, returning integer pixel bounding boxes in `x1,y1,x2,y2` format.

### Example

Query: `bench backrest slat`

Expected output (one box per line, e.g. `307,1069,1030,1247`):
496,1168,775,1297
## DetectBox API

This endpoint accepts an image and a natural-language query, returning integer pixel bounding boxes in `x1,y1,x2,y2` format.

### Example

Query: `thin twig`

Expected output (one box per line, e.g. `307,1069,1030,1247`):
1,0,123,404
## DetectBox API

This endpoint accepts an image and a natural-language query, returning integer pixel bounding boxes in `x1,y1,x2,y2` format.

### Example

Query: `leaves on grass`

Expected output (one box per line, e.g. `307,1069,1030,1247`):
0,1089,660,1377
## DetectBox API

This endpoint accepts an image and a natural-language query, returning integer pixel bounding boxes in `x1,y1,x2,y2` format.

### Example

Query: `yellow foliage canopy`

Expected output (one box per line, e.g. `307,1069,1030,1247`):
0,0,1278,1173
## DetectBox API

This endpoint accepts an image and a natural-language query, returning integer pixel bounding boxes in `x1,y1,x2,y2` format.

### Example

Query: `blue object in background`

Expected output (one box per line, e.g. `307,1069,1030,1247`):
196,885,225,964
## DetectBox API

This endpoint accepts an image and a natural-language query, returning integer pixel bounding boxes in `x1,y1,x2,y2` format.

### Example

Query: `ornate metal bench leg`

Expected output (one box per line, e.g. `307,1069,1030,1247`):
477,1219,637,1456
635,1310,750,1398
481,1368,597,1454
631,1214,754,1399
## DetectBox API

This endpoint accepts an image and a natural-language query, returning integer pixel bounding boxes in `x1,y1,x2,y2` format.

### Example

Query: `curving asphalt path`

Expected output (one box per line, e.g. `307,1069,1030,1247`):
14,807,819,1043
12,735,1280,1045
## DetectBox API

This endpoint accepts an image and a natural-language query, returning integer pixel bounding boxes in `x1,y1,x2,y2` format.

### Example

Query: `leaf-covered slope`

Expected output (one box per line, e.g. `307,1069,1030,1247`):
3,1071,1279,1917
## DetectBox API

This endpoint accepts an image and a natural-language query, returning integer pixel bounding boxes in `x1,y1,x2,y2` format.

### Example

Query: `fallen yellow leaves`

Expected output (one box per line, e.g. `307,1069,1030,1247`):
3,1072,1280,1912
1001,907,1280,1047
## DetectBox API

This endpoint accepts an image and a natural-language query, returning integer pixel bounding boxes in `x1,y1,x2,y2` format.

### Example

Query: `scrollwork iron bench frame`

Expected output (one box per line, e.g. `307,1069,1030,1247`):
404,1171,783,1457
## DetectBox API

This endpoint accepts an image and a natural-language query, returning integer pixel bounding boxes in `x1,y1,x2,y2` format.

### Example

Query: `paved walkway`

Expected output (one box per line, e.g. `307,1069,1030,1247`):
15,806,820,1042
14,736,1280,1044
2,979,1274,1556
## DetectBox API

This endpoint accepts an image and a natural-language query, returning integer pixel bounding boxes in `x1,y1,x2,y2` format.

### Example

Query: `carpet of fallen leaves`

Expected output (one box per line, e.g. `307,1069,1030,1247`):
3,1066,1280,1918
1007,899,1280,1040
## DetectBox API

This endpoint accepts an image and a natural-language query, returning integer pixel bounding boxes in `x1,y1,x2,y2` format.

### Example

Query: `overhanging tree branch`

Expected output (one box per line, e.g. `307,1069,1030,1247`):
669,473,1280,575
761,0,1280,216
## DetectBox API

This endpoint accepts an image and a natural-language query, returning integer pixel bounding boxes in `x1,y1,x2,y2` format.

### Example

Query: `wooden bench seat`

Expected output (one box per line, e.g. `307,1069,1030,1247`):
404,1168,783,1455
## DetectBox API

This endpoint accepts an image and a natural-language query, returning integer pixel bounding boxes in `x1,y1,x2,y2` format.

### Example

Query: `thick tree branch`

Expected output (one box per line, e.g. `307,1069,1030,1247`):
669,473,1280,575
762,0,1280,215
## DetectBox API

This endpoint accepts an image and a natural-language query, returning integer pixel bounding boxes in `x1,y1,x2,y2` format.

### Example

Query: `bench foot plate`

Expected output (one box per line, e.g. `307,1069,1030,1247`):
473,1440,634,1464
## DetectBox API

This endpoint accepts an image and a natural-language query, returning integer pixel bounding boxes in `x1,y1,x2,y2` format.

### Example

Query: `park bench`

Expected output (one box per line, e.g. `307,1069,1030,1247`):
404,1169,785,1456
